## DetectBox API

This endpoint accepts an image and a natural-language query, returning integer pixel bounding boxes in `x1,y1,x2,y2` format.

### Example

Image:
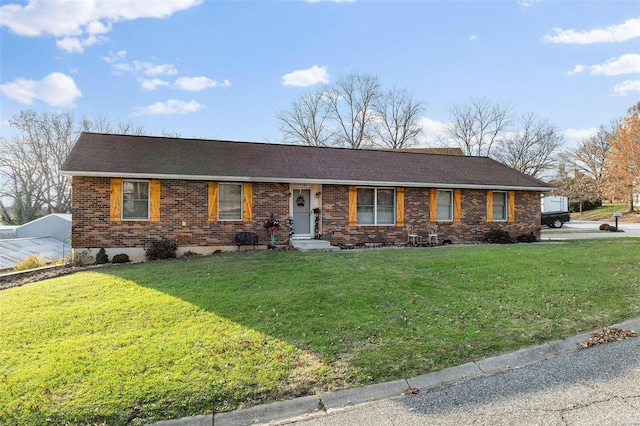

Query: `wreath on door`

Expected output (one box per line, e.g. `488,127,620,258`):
296,193,305,207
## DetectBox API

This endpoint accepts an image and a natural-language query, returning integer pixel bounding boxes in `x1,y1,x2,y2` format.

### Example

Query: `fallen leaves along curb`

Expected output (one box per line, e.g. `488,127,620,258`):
579,327,638,348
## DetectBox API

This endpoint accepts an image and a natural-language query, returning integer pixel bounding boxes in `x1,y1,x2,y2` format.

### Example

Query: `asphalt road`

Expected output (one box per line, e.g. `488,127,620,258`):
285,334,640,426
541,220,640,239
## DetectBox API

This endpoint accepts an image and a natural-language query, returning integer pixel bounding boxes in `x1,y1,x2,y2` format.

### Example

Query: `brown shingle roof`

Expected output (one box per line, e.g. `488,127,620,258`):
396,147,465,156
61,133,552,190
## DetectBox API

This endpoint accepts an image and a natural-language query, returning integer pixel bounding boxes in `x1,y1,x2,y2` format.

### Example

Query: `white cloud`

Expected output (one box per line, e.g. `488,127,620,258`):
134,99,204,115
56,34,106,53
563,127,598,144
0,72,82,107
417,116,447,145
104,53,179,90
567,64,585,75
103,50,127,64
113,60,178,76
140,79,171,91
281,65,330,87
568,53,640,76
544,17,640,44
468,35,479,42
614,79,640,96
0,0,203,52
589,54,640,75
104,53,230,92
174,76,231,91
86,20,111,35
517,0,541,7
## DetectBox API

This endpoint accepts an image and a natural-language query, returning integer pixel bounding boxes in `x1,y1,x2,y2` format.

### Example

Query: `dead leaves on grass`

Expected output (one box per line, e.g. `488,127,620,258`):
579,327,638,349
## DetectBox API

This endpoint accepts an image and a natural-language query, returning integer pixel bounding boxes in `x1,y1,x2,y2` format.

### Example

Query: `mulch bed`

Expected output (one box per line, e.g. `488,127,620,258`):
0,266,83,291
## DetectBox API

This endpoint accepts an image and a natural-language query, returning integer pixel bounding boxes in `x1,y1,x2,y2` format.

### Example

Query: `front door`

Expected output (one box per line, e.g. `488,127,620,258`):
291,188,312,237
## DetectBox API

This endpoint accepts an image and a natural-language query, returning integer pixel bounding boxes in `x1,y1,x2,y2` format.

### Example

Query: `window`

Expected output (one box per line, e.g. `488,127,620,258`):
436,190,453,221
492,191,507,221
122,180,149,220
219,183,242,220
357,188,395,225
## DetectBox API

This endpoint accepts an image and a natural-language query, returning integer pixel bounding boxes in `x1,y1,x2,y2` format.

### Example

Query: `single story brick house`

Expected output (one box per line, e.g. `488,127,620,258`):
61,132,553,260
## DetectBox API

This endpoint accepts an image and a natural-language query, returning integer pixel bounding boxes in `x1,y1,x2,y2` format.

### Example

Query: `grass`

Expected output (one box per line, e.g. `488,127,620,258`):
571,203,639,222
2,239,640,424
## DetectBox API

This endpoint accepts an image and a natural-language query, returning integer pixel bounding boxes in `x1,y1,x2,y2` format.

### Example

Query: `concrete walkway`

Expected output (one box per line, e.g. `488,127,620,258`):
151,318,640,426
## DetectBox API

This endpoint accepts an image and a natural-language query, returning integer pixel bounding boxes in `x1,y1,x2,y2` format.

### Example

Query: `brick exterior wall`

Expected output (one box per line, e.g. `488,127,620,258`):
71,177,542,255
71,177,290,251
320,185,542,245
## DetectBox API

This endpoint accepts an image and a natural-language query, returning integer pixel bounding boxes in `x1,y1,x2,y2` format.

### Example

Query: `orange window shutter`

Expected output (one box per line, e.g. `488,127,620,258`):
208,182,218,222
453,189,462,222
396,187,405,227
508,191,515,222
348,186,357,227
110,178,122,221
149,180,161,221
242,183,253,222
486,191,494,222
429,188,437,222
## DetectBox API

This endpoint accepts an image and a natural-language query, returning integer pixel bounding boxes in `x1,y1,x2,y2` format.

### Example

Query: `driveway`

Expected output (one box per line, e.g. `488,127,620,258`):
541,220,640,240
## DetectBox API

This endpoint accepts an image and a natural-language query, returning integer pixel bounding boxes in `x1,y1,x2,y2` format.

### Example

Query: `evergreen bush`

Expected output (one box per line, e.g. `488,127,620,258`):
112,253,130,264
516,232,538,243
95,248,109,264
483,228,515,244
569,199,602,212
145,238,178,261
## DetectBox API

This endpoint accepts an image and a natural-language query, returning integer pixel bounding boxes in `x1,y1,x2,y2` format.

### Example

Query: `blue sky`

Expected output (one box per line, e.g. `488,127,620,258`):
1,0,639,147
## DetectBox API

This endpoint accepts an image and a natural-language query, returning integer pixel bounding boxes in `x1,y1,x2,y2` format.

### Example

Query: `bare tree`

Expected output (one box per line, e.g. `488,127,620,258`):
277,72,425,149
0,133,48,224
493,112,565,178
439,97,514,156
0,110,147,225
79,115,146,135
325,73,380,149
568,122,617,200
159,129,182,138
1,111,77,219
548,160,599,213
277,89,335,147
372,88,424,149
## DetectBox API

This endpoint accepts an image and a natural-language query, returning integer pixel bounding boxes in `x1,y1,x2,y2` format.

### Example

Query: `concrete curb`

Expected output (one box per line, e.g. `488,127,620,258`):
149,319,640,426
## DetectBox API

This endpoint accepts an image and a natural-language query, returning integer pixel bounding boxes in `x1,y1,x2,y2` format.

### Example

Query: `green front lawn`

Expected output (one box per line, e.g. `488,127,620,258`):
571,203,639,222
1,239,639,424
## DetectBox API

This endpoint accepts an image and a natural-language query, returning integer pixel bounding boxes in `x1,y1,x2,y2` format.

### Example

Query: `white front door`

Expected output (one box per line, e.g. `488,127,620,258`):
291,188,312,237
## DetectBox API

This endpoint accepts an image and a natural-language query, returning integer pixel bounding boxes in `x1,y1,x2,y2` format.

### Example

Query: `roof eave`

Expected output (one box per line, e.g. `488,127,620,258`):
61,170,554,192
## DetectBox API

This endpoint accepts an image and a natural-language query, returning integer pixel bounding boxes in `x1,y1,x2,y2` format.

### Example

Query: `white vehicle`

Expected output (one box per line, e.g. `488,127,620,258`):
541,196,571,228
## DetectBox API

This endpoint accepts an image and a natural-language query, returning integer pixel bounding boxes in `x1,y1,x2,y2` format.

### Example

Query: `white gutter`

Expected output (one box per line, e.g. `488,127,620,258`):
61,170,554,192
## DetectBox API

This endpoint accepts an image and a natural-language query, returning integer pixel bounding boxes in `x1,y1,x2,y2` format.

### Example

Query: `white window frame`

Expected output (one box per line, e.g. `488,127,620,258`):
493,191,508,221
122,180,150,221
357,187,395,226
436,190,453,221
218,183,243,221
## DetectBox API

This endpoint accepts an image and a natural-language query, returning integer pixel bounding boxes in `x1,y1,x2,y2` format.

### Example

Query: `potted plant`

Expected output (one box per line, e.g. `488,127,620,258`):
264,214,280,231
264,214,280,248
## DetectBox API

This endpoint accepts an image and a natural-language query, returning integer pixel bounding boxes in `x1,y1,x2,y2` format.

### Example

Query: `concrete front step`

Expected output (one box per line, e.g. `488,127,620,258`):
289,239,340,252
